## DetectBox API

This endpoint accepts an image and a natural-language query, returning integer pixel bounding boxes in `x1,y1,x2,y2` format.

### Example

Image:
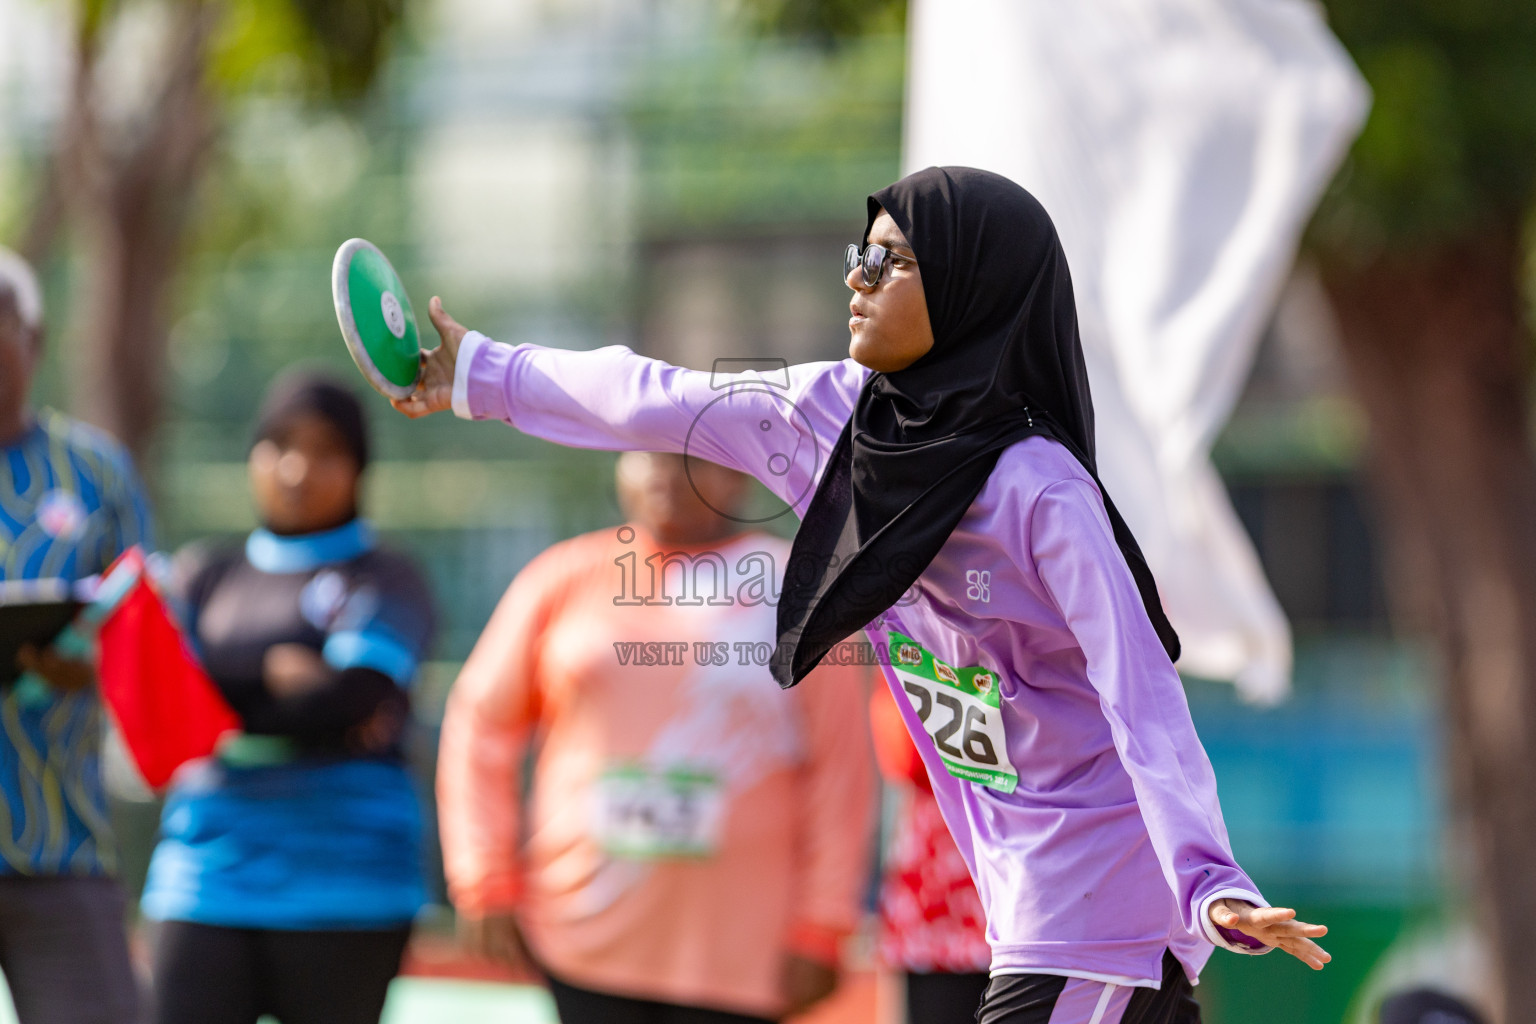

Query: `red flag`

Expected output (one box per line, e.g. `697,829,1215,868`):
94,548,239,789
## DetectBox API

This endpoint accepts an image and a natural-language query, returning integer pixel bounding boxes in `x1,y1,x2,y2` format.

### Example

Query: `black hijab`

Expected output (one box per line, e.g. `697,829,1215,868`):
772,167,1179,688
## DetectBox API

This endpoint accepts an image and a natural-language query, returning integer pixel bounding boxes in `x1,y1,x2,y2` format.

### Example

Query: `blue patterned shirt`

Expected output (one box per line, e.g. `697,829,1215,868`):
0,410,154,875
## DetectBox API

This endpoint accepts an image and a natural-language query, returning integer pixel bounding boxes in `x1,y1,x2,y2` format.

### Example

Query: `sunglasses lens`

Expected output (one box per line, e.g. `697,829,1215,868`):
844,244,861,280
863,244,885,286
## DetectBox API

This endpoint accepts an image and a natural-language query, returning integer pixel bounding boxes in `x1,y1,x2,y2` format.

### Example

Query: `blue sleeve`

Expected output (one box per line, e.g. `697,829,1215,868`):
322,553,435,688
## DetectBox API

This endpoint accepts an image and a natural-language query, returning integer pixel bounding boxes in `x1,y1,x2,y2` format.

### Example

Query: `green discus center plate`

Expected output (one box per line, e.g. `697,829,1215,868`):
332,238,422,400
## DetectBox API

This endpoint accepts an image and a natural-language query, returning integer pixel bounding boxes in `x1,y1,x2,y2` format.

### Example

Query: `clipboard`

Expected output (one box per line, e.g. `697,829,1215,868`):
0,579,82,686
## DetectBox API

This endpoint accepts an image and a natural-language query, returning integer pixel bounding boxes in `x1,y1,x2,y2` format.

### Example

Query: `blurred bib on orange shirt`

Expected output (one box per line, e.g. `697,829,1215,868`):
591,764,726,859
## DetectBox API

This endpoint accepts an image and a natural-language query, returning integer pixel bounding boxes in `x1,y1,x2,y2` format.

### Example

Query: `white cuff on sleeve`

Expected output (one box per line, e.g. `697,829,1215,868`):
1198,888,1275,955
451,331,490,420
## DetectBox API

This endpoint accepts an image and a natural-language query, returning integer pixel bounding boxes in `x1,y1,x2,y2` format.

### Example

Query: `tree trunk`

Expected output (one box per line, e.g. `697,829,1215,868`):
54,1,215,463
1321,230,1536,1024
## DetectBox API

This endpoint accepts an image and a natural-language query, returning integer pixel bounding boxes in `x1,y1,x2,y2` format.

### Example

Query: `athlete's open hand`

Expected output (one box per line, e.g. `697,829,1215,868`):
16,643,94,692
1210,899,1330,970
390,296,466,419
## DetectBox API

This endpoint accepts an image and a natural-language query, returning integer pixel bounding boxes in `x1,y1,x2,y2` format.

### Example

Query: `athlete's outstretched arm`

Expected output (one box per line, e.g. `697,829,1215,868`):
393,298,866,508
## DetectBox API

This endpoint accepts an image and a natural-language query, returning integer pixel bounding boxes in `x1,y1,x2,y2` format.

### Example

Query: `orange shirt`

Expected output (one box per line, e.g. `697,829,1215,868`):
437,527,876,1017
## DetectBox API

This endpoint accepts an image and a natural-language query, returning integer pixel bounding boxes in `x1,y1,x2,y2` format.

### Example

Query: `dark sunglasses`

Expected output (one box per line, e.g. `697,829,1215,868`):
844,243,917,288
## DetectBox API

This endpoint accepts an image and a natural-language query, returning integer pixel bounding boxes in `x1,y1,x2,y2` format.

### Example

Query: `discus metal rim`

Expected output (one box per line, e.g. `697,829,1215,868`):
332,237,421,401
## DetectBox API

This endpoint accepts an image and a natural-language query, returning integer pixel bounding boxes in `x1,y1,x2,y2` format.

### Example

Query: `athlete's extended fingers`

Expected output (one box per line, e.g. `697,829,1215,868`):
390,396,422,417
1241,911,1328,949
390,395,437,419
1265,918,1328,939
1212,899,1273,936
1243,906,1298,929
1243,915,1325,942
1276,935,1332,970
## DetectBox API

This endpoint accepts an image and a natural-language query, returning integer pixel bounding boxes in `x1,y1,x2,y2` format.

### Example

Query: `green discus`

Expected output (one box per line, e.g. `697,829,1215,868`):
331,238,422,400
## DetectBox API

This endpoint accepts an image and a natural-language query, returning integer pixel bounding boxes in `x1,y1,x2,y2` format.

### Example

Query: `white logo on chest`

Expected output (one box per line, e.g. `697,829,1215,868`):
36,490,87,540
965,569,991,603
300,570,349,629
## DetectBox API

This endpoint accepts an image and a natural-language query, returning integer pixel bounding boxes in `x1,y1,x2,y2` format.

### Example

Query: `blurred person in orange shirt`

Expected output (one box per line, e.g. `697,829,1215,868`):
870,686,991,1024
437,451,877,1024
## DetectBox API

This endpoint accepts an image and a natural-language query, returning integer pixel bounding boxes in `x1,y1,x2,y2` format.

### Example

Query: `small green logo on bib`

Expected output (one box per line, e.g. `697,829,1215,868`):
889,631,1018,793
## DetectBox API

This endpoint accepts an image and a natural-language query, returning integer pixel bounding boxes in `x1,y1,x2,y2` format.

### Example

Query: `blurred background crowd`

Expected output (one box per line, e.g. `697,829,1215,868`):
2,1,1534,1022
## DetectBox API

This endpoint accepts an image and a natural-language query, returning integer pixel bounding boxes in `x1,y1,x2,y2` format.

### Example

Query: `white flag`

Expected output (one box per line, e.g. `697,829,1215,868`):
904,0,1369,702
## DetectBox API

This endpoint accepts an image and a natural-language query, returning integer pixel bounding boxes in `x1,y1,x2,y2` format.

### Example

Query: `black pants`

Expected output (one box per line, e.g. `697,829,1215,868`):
0,876,141,1024
976,951,1200,1024
547,973,776,1024
150,920,410,1024
906,971,991,1024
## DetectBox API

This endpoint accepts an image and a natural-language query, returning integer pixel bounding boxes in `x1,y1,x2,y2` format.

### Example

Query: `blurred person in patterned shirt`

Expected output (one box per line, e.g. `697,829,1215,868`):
0,247,154,1024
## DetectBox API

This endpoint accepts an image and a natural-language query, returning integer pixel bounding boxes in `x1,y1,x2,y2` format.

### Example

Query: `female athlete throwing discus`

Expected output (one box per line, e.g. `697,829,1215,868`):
392,167,1329,1024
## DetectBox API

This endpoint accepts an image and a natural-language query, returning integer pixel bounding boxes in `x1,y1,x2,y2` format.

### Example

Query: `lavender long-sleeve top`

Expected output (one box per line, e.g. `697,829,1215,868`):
451,333,1269,987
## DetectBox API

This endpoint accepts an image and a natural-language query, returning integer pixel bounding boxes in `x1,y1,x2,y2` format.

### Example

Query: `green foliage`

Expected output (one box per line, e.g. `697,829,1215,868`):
209,0,407,102
737,0,906,45
74,0,121,42
628,33,906,232
285,0,405,96
1313,0,1536,254
42,0,405,100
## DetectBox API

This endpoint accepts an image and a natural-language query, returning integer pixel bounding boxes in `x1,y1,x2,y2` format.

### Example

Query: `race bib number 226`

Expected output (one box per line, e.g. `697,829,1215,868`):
889,631,1017,794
